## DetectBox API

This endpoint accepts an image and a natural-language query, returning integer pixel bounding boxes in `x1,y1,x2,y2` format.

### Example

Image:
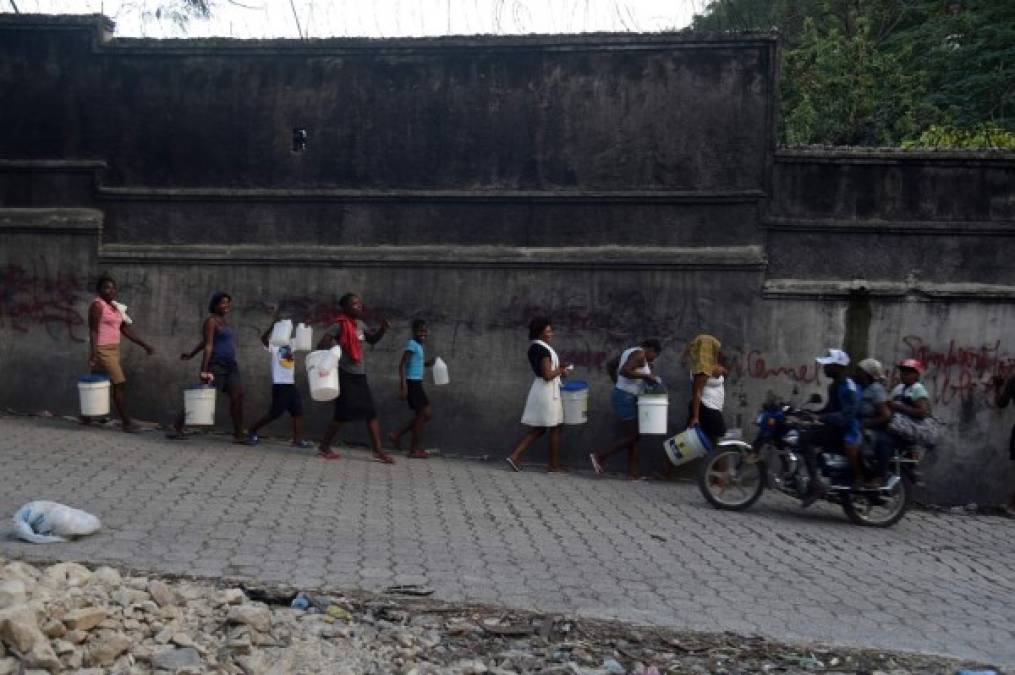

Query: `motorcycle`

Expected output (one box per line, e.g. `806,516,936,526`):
697,396,922,527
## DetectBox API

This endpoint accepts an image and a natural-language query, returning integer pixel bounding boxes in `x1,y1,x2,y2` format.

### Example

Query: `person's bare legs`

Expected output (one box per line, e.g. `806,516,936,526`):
409,406,433,456
367,418,394,463
626,437,641,479
111,383,136,431
227,386,245,441
547,426,567,472
319,420,343,458
292,415,305,444
844,443,864,485
509,428,545,467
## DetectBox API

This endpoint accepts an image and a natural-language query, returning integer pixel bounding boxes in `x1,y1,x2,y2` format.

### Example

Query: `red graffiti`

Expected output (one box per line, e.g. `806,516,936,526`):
901,336,1015,405
725,348,823,384
0,265,87,342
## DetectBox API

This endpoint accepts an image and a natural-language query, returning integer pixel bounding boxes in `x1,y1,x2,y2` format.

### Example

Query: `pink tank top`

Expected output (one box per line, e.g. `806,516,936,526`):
93,298,122,346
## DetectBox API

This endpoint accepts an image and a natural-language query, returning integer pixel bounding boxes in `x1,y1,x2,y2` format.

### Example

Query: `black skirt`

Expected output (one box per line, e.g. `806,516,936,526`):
333,371,377,422
406,380,430,411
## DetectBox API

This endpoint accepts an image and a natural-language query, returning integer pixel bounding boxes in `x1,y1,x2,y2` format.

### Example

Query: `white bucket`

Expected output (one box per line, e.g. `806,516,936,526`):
432,357,449,386
306,348,340,401
269,319,293,347
184,386,216,426
78,375,111,417
561,380,589,425
663,427,713,468
637,394,669,435
292,323,313,352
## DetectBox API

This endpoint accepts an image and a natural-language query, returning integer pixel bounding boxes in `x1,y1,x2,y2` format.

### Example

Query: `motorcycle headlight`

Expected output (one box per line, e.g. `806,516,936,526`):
783,429,799,446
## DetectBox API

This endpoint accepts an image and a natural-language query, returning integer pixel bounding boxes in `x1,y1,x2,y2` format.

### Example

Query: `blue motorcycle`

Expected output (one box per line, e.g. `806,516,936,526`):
697,396,921,527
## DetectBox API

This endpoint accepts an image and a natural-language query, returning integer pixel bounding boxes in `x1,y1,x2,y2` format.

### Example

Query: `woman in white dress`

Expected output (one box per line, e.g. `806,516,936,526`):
506,317,573,472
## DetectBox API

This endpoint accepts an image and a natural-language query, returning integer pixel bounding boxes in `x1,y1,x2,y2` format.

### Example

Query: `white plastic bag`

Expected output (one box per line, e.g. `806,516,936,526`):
269,319,293,347
433,357,449,386
13,501,102,544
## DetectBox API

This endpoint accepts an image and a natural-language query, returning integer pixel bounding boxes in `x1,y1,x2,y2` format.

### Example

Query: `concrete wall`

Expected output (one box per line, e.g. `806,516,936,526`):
0,15,1013,505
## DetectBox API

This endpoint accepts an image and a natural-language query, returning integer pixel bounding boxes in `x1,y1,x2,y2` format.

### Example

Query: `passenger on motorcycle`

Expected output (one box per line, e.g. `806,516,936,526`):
799,349,862,507
887,359,932,444
855,358,894,484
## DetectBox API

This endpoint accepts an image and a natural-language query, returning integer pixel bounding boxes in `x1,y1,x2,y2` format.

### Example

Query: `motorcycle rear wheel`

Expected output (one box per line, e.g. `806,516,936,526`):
841,475,911,527
698,449,766,511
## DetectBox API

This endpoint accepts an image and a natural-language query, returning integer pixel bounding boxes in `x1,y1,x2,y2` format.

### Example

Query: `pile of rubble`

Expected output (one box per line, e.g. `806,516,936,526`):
0,556,984,674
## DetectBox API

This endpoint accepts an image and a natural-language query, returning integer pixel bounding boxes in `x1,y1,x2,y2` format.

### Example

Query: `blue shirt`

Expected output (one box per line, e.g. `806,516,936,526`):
821,377,861,431
405,339,425,381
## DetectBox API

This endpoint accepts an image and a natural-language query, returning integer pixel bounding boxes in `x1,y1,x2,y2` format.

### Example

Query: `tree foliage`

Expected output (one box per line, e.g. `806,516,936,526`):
689,0,1015,148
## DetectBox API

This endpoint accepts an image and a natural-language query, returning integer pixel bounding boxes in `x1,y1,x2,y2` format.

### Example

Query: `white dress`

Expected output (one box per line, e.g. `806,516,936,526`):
521,340,564,427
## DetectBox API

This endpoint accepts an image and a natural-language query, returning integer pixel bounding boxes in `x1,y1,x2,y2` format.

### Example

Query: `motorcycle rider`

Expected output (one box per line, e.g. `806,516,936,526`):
799,348,862,508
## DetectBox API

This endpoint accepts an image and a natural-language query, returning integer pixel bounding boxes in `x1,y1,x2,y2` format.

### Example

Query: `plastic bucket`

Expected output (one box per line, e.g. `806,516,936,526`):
184,386,216,426
637,394,669,435
78,375,111,417
663,426,714,468
292,323,313,352
306,349,340,401
561,379,589,425
432,357,449,386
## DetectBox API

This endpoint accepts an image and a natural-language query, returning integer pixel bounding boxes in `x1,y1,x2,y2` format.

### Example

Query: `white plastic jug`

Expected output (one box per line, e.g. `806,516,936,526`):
292,322,313,352
78,375,110,417
306,346,341,401
184,386,216,425
432,357,449,386
637,393,669,435
269,319,293,347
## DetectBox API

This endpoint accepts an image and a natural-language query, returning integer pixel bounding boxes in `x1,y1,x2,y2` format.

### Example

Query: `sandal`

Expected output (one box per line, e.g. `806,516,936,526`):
374,451,396,464
505,457,521,473
407,450,428,459
318,448,342,460
292,440,314,449
589,453,604,475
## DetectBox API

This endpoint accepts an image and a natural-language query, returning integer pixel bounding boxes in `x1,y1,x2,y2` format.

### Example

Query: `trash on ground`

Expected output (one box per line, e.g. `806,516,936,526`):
12,501,102,544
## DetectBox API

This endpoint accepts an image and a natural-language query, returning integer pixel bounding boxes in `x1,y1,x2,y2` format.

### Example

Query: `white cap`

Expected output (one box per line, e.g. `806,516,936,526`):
815,348,850,366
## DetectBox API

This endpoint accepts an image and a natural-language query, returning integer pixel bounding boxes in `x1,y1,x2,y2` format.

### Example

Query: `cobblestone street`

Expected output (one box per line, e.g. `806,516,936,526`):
1,416,1012,667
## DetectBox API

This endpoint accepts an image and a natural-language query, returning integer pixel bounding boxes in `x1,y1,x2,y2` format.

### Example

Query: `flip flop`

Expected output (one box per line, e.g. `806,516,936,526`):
589,453,604,475
374,451,396,464
122,424,143,434
407,450,428,459
292,440,314,449
165,432,188,441
505,457,521,472
318,449,342,460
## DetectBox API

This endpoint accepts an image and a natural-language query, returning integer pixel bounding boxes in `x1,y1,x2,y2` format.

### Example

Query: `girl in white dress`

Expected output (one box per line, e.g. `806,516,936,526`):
506,317,573,472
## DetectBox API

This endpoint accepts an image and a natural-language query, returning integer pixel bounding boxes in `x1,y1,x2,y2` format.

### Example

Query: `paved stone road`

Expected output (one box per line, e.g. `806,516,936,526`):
1,415,1013,666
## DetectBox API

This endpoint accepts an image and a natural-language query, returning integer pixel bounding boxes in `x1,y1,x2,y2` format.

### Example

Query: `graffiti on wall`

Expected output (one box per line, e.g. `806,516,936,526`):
0,264,88,342
901,336,1015,406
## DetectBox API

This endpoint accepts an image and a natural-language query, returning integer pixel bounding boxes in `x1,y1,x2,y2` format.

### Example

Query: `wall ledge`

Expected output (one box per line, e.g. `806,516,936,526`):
764,217,1015,236
100,243,767,270
776,147,1015,166
763,278,1015,301
0,208,103,233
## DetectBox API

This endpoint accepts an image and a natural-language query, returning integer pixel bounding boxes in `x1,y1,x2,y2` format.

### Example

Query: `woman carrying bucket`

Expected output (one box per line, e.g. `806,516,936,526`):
506,317,573,473
85,274,155,432
170,292,245,442
590,339,662,480
685,334,726,445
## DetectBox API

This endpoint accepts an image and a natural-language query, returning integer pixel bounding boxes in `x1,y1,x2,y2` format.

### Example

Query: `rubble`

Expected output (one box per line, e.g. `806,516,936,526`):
0,555,994,674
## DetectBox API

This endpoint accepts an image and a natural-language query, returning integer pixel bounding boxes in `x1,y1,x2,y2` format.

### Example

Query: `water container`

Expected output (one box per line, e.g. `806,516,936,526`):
637,393,669,435
432,357,449,386
292,323,313,352
269,319,293,347
78,375,111,417
561,379,589,425
663,426,713,468
184,386,216,426
306,347,341,401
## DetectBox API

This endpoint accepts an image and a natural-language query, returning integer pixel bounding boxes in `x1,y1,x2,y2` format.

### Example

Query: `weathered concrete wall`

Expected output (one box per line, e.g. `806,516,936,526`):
0,15,1013,506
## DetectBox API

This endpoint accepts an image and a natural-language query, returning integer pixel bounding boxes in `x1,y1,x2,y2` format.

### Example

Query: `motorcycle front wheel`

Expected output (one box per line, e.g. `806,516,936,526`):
697,448,766,511
841,475,911,527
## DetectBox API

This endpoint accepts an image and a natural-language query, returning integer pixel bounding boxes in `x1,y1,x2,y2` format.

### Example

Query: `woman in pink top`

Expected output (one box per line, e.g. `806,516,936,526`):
87,275,154,432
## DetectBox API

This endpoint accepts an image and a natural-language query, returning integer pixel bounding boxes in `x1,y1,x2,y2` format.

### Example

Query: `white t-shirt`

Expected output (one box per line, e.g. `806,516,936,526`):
691,372,725,411
268,345,296,385
616,347,651,396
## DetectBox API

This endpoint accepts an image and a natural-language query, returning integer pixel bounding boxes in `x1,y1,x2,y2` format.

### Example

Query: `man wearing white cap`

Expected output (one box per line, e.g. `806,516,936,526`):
799,348,862,507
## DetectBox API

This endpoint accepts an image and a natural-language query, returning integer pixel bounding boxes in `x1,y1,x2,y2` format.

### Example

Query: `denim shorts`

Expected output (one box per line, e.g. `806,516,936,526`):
610,388,638,422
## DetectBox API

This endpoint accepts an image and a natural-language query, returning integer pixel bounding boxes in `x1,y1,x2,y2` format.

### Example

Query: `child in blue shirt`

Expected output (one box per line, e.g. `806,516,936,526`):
390,319,436,458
